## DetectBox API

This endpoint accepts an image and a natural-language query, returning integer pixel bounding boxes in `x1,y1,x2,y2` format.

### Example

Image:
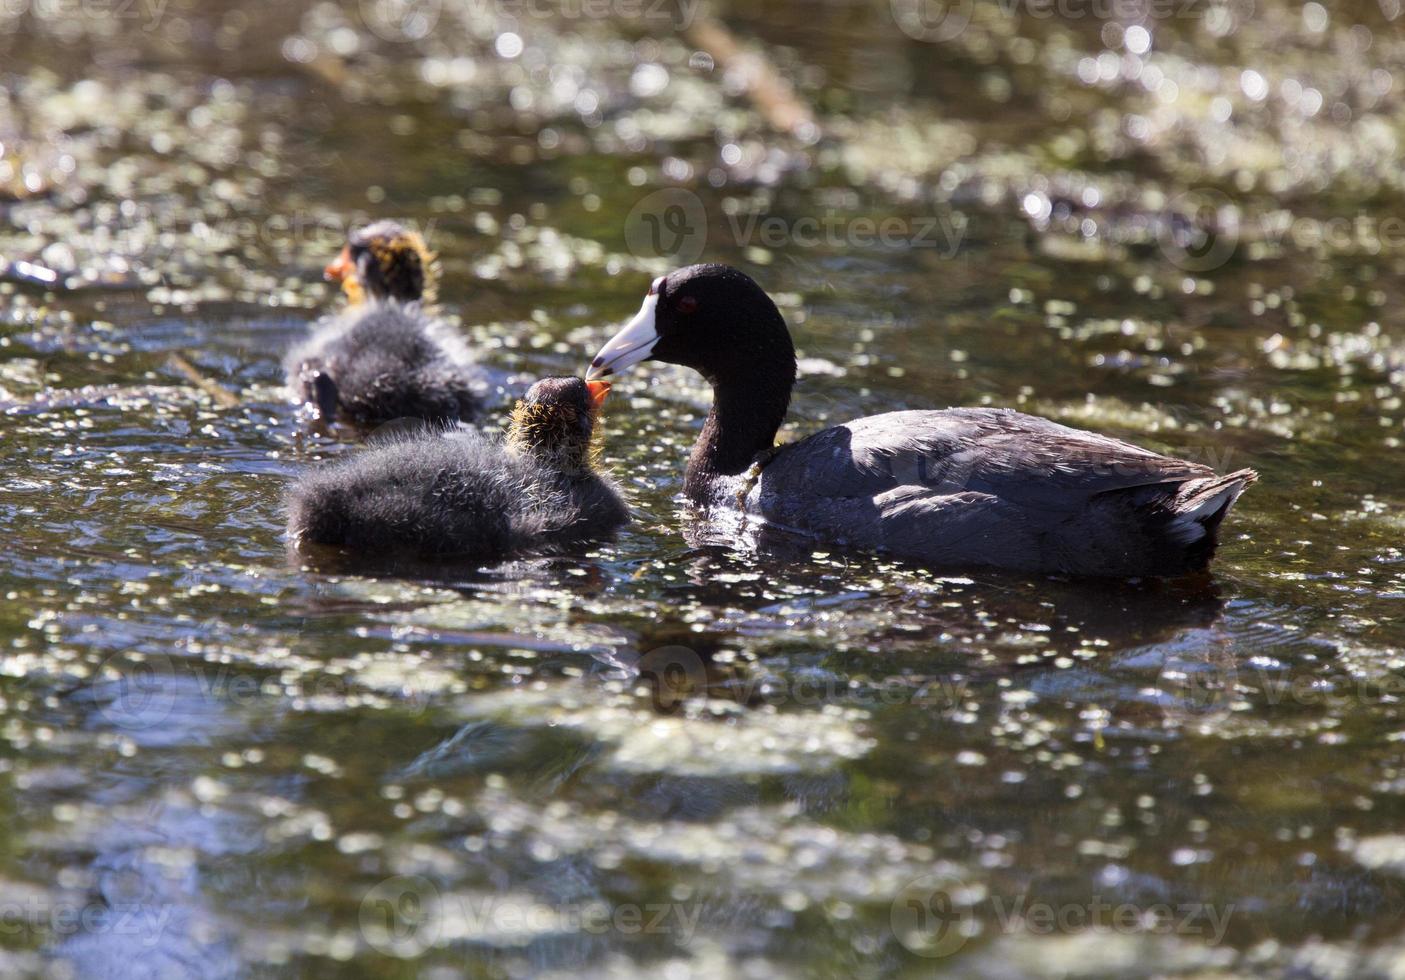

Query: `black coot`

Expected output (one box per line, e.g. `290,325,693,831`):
587,264,1255,578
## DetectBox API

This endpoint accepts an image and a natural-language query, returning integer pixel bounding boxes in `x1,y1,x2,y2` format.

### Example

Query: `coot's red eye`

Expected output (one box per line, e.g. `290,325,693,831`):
676,296,699,315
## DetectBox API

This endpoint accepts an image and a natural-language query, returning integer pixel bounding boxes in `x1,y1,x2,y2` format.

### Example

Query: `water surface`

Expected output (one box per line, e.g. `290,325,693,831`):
1,1,1404,976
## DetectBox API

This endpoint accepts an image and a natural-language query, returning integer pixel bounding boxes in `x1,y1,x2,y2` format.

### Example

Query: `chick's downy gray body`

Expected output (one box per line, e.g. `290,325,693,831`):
285,219,486,430
287,377,627,562
284,304,485,431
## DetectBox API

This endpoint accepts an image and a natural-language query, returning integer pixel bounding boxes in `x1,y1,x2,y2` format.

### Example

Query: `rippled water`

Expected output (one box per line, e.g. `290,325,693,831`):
2,1,1404,976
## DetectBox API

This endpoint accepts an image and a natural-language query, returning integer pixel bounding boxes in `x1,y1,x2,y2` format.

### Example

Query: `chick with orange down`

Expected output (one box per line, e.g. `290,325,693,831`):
284,220,487,432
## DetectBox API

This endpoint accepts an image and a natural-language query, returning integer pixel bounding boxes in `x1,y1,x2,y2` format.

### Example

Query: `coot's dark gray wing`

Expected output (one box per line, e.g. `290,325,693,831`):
743,408,1249,576
758,408,1210,501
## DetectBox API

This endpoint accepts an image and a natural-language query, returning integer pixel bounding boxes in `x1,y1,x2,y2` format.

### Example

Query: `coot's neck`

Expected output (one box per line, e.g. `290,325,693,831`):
684,356,795,500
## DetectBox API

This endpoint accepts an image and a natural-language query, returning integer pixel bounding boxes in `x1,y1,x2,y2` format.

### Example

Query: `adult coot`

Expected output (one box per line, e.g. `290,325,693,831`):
587,264,1255,578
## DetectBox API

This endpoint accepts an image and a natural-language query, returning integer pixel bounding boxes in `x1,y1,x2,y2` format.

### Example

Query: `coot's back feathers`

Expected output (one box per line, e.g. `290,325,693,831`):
740,407,1254,577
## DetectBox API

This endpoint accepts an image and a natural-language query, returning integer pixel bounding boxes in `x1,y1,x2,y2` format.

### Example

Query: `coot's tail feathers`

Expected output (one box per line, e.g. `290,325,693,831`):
1164,468,1257,566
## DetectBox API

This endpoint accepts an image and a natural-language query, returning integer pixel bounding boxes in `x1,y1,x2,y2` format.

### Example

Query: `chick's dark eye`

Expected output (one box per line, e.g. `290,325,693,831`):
676,295,699,315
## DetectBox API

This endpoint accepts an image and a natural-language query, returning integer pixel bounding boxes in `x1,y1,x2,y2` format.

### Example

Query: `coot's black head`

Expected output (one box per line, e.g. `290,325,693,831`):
586,264,796,388
324,220,437,305
507,376,611,475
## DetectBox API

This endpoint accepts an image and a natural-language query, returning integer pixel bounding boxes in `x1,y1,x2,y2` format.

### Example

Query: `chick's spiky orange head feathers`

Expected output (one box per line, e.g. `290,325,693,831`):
507,377,609,476
325,220,439,306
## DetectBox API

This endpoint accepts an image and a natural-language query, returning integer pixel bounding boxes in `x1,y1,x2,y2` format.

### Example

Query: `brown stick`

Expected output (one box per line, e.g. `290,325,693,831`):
684,14,818,138
166,353,241,409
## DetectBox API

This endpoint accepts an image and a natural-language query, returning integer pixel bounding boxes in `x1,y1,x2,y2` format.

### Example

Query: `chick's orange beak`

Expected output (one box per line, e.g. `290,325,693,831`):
324,246,354,283
586,380,611,411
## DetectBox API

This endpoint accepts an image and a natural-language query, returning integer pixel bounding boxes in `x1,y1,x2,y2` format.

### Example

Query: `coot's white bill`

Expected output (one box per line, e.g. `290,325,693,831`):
587,292,658,379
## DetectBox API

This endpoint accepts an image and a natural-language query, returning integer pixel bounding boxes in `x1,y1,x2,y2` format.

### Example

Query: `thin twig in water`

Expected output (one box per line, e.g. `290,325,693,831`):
166,352,241,409
684,14,818,137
